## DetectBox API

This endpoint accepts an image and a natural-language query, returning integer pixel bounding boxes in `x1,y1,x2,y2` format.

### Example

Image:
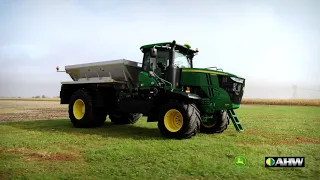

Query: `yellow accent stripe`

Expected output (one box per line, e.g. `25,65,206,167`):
182,69,227,75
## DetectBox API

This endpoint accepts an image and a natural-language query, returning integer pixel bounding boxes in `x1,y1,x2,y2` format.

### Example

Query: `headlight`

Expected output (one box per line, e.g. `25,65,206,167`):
231,77,244,83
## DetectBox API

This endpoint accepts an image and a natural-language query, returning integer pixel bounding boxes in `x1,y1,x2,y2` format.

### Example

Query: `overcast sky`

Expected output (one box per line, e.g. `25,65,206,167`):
0,0,319,99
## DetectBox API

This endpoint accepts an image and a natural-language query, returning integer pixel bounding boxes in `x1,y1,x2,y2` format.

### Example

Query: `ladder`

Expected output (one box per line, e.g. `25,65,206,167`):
226,109,244,132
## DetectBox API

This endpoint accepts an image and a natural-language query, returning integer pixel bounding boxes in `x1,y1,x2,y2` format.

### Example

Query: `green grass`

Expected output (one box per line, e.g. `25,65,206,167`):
1,105,320,180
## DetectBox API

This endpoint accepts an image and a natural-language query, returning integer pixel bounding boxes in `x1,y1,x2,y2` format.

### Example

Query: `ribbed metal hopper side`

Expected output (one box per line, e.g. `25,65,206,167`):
65,59,142,85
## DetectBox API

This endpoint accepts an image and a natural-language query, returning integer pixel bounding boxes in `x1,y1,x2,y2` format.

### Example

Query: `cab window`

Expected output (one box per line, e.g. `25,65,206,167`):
174,51,191,68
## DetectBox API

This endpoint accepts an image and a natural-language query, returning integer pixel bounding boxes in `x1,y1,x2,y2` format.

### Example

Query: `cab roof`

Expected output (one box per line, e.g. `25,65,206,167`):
140,42,198,55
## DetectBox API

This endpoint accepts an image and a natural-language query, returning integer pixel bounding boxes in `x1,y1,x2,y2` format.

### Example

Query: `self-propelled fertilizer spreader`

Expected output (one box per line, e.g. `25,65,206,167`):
57,40,245,139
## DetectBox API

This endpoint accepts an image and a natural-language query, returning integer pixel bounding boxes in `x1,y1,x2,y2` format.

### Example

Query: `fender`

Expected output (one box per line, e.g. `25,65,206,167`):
171,91,201,100
154,91,201,104
147,91,201,122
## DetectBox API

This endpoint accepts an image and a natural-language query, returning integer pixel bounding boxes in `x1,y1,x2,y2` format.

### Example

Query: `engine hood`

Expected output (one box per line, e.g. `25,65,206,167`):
181,68,244,79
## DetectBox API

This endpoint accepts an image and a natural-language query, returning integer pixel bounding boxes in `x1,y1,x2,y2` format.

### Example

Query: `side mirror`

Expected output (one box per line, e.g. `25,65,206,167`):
150,47,157,58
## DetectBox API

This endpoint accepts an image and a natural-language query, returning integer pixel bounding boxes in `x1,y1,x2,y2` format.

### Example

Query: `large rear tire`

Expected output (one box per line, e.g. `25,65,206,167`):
200,110,229,134
109,113,141,124
157,101,200,139
68,89,106,128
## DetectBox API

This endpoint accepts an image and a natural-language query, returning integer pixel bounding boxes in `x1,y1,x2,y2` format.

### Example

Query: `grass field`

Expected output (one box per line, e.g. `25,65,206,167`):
0,100,320,179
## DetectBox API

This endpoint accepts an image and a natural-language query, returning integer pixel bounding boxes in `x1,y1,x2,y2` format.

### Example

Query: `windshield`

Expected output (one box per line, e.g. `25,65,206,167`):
174,51,191,68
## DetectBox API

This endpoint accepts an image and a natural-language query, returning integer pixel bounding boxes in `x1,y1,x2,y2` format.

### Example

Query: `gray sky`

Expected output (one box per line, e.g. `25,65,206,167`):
0,0,319,99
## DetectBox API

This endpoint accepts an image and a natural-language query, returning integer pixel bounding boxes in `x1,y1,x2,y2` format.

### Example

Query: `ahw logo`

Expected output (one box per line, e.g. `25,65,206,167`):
265,157,305,167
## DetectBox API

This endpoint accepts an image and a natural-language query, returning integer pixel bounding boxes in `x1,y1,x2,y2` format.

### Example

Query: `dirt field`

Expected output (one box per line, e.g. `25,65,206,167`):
0,98,318,123
0,100,255,123
0,100,68,122
0,98,320,123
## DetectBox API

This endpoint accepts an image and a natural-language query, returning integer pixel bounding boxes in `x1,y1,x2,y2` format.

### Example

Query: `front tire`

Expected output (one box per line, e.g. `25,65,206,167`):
157,101,200,139
200,110,229,134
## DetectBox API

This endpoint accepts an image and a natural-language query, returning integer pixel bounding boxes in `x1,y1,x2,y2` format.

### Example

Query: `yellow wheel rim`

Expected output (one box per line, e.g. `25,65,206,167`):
164,109,183,132
73,99,85,120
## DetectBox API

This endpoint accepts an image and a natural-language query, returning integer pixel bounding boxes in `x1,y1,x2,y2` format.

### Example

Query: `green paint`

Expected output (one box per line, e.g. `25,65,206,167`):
180,72,209,86
138,71,173,90
232,104,241,109
137,72,159,89
179,70,235,113
182,67,243,78
212,88,232,111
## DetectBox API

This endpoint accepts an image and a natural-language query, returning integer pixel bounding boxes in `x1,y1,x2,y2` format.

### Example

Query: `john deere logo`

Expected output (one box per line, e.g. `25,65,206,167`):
234,156,246,166
266,158,275,166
